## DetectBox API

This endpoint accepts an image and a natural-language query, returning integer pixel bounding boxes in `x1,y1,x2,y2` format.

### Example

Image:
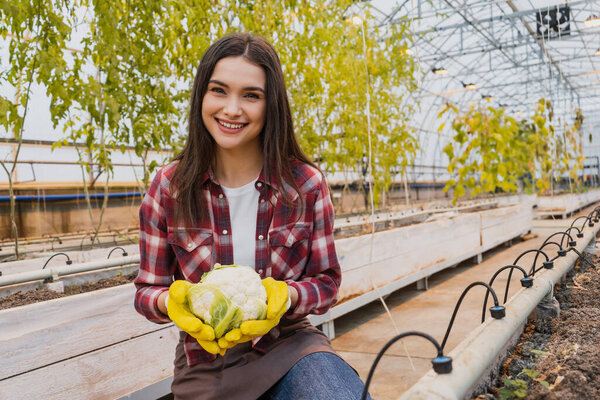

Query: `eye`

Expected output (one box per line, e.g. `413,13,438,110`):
210,87,226,94
244,92,261,100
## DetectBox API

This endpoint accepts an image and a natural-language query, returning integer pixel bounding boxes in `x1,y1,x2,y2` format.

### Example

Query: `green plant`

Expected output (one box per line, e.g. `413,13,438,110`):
440,101,528,203
0,0,79,258
499,369,549,399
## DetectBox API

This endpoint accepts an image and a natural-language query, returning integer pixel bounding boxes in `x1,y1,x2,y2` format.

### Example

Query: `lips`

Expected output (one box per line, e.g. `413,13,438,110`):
216,118,248,132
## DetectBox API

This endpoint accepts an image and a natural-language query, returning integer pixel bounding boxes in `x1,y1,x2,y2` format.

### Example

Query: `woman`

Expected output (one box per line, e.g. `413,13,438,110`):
134,33,371,400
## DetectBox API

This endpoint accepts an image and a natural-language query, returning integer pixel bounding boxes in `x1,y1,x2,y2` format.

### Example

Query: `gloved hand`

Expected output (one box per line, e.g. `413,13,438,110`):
239,277,290,338
167,280,221,355
217,327,253,351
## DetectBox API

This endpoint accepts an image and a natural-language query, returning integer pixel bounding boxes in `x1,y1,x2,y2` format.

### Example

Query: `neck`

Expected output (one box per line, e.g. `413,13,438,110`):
214,145,263,188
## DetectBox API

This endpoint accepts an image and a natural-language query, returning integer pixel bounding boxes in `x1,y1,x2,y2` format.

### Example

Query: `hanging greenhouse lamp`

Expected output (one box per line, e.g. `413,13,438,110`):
482,94,494,100
432,67,449,75
595,49,600,56
463,82,478,90
351,15,363,26
584,15,600,29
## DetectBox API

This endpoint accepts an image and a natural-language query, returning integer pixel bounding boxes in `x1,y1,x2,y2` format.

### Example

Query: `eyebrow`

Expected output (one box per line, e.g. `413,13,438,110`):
208,79,265,93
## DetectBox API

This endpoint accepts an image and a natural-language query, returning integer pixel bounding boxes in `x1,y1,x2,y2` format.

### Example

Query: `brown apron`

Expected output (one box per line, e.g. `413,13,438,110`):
171,318,335,400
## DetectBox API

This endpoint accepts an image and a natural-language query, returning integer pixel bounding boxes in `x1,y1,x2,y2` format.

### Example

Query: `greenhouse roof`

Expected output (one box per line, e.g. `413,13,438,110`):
371,0,599,138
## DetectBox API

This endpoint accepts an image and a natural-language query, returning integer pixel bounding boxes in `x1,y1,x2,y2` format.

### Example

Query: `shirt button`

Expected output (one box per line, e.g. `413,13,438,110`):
260,199,265,203
256,182,262,188
222,229,228,235
218,194,223,198
258,234,264,240
187,242,194,249
258,269,264,274
287,237,293,244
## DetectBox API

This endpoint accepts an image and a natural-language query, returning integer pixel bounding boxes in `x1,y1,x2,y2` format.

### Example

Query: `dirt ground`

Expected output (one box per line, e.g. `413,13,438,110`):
0,271,138,310
476,251,600,399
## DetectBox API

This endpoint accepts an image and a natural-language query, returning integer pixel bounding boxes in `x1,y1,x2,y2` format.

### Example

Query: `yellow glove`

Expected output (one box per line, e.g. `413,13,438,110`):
167,280,221,355
239,277,290,338
217,327,254,351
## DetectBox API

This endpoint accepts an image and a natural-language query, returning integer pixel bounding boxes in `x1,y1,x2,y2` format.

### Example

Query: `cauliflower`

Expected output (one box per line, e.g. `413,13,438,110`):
186,264,267,338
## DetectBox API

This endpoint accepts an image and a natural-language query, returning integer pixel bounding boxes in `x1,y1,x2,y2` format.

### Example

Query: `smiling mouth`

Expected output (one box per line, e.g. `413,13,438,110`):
216,118,248,129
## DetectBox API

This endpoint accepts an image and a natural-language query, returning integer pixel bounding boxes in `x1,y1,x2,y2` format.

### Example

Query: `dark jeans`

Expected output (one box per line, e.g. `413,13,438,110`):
260,352,373,400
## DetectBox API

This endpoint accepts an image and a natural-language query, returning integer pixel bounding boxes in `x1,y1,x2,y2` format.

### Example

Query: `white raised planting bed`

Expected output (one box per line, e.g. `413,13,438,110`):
0,284,178,400
399,222,600,400
537,189,600,218
311,203,533,337
0,203,532,399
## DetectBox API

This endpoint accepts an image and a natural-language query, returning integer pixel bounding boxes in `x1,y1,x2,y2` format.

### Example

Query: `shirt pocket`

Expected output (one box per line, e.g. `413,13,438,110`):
268,223,311,279
168,228,214,280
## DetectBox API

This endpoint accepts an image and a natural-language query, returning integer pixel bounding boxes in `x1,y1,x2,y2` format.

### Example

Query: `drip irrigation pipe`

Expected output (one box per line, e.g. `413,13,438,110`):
0,254,140,287
41,252,72,269
0,191,143,202
541,231,576,250
507,250,550,301
482,265,532,323
440,281,505,351
531,241,565,275
360,331,451,400
565,226,583,239
569,216,594,232
399,223,600,400
107,246,129,258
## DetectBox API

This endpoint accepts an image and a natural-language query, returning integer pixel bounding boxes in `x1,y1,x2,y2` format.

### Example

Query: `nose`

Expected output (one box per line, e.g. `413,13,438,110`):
223,96,242,118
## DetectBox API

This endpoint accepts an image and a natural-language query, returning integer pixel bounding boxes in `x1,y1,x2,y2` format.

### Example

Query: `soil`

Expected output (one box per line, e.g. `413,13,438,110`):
475,251,600,399
0,271,138,310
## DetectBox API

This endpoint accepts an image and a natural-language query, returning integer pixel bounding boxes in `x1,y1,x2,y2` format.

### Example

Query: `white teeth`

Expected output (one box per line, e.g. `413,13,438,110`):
218,119,245,129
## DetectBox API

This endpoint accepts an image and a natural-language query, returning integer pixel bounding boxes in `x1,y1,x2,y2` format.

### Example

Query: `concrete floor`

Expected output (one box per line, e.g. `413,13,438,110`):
332,207,593,400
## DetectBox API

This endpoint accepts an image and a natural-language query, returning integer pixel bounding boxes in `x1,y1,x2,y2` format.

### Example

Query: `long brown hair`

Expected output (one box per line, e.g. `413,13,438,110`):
172,33,315,225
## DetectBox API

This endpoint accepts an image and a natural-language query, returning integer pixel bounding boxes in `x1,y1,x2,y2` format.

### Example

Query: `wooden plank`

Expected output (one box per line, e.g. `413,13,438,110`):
0,326,179,400
0,283,165,379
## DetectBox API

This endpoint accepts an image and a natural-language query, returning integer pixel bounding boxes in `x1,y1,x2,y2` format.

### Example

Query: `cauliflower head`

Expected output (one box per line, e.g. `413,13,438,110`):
186,264,267,338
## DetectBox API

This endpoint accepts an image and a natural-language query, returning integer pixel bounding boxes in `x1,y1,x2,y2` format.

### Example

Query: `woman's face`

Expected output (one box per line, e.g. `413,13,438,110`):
202,56,267,156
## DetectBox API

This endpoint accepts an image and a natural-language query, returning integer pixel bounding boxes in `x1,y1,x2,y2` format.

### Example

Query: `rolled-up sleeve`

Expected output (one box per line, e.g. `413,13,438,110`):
134,167,176,324
286,177,341,319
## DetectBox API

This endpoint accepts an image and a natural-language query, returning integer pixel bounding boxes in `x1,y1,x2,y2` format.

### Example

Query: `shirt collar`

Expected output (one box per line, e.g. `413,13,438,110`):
201,167,283,194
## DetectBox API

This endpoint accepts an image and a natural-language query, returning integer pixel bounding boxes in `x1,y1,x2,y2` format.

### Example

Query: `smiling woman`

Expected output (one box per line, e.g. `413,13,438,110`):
201,56,266,188
133,33,372,400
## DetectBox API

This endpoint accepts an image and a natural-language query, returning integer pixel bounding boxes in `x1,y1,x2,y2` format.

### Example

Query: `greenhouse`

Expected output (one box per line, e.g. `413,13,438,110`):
1,0,600,399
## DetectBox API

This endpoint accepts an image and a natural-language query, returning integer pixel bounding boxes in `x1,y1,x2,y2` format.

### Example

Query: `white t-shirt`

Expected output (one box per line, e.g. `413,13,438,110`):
221,178,260,268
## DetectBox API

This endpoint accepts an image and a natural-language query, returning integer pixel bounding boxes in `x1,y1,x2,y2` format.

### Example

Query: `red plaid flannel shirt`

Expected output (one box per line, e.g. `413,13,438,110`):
134,160,341,366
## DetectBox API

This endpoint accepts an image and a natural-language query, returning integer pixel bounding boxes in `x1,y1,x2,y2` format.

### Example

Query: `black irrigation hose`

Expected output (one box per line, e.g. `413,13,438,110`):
441,281,505,351
530,241,565,275
569,216,594,233
41,252,72,269
565,226,583,239
359,211,596,396
107,246,128,259
360,331,451,400
481,265,532,323
509,250,550,298
542,231,576,250
567,247,596,269
588,208,600,223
